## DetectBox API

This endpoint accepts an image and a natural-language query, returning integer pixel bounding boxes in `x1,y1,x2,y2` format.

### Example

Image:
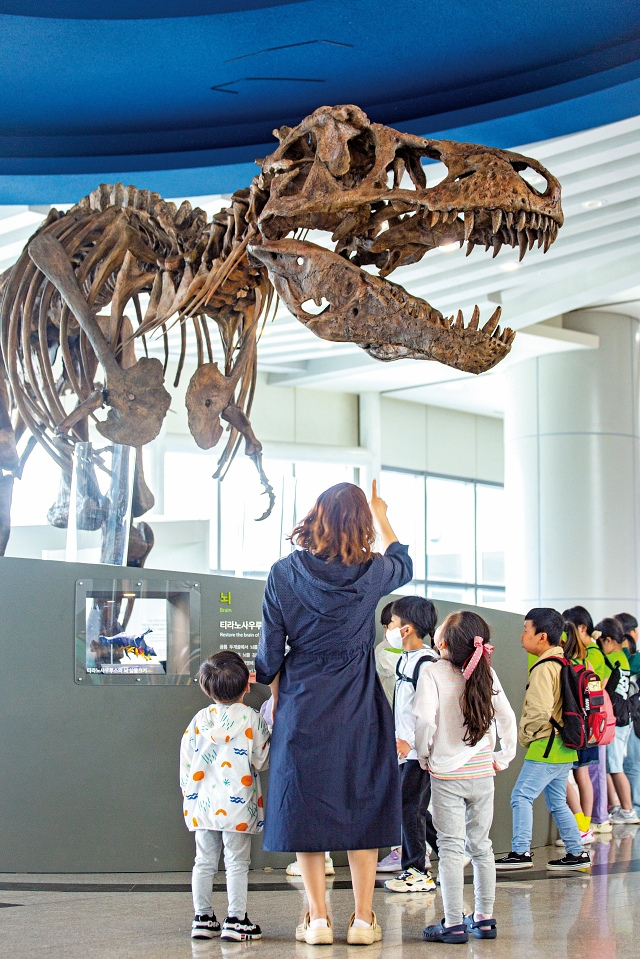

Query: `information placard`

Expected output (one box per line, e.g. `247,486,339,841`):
75,577,201,685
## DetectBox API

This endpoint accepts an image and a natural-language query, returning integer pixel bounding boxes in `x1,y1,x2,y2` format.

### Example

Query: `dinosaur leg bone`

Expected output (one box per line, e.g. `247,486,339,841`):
28,234,171,447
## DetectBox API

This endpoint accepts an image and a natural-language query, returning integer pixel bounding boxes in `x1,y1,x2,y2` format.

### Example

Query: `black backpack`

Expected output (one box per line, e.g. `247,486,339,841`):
529,655,606,756
603,655,630,727
629,683,640,738
395,651,437,691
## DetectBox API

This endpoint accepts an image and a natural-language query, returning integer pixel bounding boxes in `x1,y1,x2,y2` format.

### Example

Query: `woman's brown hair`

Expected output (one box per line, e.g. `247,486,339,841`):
290,482,376,566
441,610,496,747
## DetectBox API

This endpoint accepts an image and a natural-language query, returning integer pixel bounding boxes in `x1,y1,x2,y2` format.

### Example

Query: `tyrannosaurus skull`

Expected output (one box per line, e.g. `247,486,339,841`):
249,104,563,373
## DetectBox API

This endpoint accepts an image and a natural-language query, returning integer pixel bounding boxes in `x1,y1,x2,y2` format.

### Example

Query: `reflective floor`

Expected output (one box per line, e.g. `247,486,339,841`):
1,831,639,958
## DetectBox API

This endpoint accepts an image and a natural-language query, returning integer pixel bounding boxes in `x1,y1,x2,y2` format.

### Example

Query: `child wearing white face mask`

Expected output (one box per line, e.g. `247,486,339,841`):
383,596,440,894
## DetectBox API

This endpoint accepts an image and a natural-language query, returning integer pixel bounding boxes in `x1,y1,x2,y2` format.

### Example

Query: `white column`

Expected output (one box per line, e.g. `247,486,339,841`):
504,310,640,621
358,392,382,491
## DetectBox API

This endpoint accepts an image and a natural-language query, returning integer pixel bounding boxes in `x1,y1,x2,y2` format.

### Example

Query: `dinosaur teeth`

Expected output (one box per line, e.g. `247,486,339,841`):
517,211,527,232
492,237,503,258
482,306,502,335
492,210,503,233
518,231,527,261
455,309,464,329
442,314,452,328
465,240,475,257
506,211,514,228
430,210,440,227
469,305,480,329
464,210,475,241
527,228,536,251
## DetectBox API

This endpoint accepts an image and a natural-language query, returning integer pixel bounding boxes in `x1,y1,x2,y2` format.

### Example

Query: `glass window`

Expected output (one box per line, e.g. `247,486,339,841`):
477,588,507,609
380,470,426,579
426,476,475,585
219,457,294,577
475,484,506,586
164,452,219,521
427,584,476,604
381,467,506,606
218,458,355,578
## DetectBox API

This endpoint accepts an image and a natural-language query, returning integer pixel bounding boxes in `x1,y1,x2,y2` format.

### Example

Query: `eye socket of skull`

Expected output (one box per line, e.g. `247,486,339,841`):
511,162,550,197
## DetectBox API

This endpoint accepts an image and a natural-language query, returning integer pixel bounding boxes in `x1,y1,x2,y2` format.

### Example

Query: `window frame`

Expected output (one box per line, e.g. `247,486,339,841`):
381,465,505,606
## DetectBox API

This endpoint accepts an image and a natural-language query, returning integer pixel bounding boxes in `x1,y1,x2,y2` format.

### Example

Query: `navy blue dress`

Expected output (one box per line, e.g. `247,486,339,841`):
255,542,413,852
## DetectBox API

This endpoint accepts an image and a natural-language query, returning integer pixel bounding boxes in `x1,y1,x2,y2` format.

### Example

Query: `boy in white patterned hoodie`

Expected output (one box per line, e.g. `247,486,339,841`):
180,651,270,941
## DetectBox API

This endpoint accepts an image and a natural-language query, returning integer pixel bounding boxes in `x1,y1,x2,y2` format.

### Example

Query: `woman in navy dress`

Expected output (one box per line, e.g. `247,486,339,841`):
255,481,412,945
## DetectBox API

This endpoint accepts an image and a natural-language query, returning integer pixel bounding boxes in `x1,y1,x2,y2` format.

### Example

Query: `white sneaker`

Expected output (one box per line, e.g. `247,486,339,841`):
286,855,335,876
611,808,640,825
384,867,436,893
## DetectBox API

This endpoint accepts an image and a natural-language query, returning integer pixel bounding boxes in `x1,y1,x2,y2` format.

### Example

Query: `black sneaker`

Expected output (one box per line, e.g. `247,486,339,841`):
546,851,591,871
191,913,221,939
494,851,533,870
220,914,262,941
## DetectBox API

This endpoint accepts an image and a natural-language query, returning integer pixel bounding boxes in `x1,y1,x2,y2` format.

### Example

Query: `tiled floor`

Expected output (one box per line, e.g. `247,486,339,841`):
1,831,639,958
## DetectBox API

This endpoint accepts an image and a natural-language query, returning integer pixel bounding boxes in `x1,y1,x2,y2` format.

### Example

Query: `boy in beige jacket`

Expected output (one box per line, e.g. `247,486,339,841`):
495,608,590,872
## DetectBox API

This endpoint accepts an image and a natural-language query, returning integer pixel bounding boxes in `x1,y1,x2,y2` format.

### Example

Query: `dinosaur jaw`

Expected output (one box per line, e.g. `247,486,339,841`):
249,238,513,375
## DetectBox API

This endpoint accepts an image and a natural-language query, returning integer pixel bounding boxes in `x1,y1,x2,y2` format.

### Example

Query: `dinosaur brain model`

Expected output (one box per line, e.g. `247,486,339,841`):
0,104,563,562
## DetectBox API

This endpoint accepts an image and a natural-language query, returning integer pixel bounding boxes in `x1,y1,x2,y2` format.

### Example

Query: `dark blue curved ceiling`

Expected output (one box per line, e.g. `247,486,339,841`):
1,1,639,202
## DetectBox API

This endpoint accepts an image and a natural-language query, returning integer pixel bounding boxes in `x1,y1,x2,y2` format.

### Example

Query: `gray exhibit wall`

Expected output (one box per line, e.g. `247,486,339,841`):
0,557,548,873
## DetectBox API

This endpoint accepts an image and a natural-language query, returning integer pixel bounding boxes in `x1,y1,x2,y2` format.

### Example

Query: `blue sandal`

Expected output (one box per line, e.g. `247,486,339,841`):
422,920,469,944
463,914,497,939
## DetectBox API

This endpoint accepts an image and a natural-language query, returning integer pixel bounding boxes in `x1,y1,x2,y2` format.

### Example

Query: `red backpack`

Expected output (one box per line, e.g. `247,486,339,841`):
529,656,607,756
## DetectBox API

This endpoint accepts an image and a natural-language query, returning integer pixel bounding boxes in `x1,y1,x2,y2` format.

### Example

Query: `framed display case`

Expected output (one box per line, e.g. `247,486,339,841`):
75,577,201,684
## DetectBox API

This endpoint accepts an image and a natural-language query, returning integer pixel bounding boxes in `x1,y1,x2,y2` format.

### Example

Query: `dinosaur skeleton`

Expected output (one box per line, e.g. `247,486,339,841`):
0,104,562,561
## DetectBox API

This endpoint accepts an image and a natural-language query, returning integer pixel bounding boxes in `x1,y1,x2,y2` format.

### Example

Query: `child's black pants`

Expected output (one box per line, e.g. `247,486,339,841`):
401,759,439,871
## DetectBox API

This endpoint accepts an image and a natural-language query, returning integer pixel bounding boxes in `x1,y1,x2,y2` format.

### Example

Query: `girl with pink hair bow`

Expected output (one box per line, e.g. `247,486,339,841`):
413,610,517,945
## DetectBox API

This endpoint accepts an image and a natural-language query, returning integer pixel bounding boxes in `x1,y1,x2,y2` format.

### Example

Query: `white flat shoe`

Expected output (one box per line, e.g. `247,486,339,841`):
346,911,382,945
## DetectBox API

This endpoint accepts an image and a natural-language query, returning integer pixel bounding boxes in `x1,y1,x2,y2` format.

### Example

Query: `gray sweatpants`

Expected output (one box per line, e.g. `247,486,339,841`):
192,830,252,919
431,776,495,928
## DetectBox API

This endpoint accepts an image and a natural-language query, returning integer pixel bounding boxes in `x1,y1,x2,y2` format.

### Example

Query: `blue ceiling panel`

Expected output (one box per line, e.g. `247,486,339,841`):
1,1,639,202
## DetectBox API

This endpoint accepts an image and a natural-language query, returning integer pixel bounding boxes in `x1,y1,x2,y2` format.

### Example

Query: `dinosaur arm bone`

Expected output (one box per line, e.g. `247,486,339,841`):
217,402,275,522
